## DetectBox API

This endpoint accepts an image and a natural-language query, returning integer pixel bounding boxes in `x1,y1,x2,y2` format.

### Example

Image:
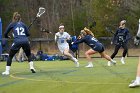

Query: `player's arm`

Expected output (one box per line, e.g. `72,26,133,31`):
66,32,72,40
55,33,59,42
125,29,131,43
73,36,85,44
4,23,13,38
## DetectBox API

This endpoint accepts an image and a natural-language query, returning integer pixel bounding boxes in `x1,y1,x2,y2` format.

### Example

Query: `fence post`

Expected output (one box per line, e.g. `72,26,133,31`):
0,18,2,55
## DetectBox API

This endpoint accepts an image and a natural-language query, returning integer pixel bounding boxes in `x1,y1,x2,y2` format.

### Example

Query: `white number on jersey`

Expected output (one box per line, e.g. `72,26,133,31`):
15,27,25,35
91,37,98,42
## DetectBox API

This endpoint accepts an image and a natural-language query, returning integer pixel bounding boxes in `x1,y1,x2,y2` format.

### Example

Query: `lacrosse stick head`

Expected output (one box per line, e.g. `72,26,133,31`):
134,36,140,46
36,7,46,17
41,28,50,33
105,27,111,32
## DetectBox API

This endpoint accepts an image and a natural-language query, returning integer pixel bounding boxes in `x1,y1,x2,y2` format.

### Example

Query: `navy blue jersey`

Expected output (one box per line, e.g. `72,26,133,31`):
74,35,104,53
4,21,30,42
67,36,78,52
112,28,131,44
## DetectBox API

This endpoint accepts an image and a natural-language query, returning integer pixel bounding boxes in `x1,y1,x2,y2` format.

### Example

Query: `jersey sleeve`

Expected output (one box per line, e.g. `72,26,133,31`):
4,22,14,38
125,29,131,42
66,32,71,40
55,32,59,42
73,37,85,44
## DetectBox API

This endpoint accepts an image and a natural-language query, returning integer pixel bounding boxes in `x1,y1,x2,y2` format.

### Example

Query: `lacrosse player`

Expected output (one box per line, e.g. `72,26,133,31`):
129,60,140,88
55,24,79,67
2,12,36,75
108,20,131,66
72,27,116,67
129,19,140,88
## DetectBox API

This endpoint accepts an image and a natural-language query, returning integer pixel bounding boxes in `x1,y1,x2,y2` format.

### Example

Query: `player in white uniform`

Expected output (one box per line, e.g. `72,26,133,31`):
55,25,79,67
129,19,140,88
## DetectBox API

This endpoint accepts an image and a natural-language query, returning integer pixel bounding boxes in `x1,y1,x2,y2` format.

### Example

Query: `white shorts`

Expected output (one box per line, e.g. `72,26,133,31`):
58,43,69,54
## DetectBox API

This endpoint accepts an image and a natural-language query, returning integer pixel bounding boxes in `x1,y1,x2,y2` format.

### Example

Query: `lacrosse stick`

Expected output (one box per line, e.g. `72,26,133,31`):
28,7,46,29
105,27,115,35
40,27,52,33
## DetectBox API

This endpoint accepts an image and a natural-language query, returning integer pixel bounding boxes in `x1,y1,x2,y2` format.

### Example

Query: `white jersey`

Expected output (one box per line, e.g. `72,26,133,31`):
55,32,70,45
55,32,71,53
137,19,140,37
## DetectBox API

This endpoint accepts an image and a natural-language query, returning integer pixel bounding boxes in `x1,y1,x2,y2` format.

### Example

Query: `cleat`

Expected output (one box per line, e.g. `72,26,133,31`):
107,61,111,66
73,58,78,62
2,71,10,75
129,80,140,88
85,64,93,68
75,62,79,67
110,60,116,66
73,58,79,67
31,69,36,73
121,58,125,64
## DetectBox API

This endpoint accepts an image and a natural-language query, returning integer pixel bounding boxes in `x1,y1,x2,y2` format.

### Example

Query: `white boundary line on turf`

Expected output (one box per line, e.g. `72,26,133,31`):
10,72,128,85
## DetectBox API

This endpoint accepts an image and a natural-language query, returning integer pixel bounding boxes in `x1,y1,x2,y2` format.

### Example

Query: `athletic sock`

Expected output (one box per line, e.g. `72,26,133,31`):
121,57,125,62
121,57,125,64
110,59,116,63
6,66,10,72
136,77,140,83
71,57,78,62
29,61,34,69
121,57,124,60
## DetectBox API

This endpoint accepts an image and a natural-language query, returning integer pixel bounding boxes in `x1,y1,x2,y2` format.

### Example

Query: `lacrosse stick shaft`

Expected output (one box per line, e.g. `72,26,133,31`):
28,17,38,30
105,27,115,35
110,31,115,35
28,7,45,30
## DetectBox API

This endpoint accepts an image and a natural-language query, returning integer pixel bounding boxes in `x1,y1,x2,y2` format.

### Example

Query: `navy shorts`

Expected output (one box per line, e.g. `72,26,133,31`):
92,43,104,53
11,40,30,51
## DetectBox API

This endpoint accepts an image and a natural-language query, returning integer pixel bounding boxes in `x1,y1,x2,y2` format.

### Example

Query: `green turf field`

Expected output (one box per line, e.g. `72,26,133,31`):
0,57,140,93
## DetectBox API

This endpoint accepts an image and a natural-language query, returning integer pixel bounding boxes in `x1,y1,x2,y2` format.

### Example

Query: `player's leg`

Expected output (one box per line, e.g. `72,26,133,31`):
63,48,79,67
100,51,116,66
121,43,128,64
22,42,36,73
2,49,18,75
85,49,97,68
107,45,120,66
111,45,121,59
129,58,140,88
2,42,20,75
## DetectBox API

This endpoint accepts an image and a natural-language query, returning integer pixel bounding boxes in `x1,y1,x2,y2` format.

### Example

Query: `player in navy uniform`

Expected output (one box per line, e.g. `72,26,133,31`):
2,12,36,75
108,20,131,66
73,27,116,67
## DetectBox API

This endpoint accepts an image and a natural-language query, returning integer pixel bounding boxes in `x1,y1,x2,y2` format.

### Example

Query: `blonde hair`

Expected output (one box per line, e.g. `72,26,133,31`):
83,27,94,37
12,12,21,22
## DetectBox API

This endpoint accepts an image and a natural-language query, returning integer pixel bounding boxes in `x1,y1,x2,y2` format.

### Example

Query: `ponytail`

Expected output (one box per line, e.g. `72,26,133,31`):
83,27,94,37
12,12,21,22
